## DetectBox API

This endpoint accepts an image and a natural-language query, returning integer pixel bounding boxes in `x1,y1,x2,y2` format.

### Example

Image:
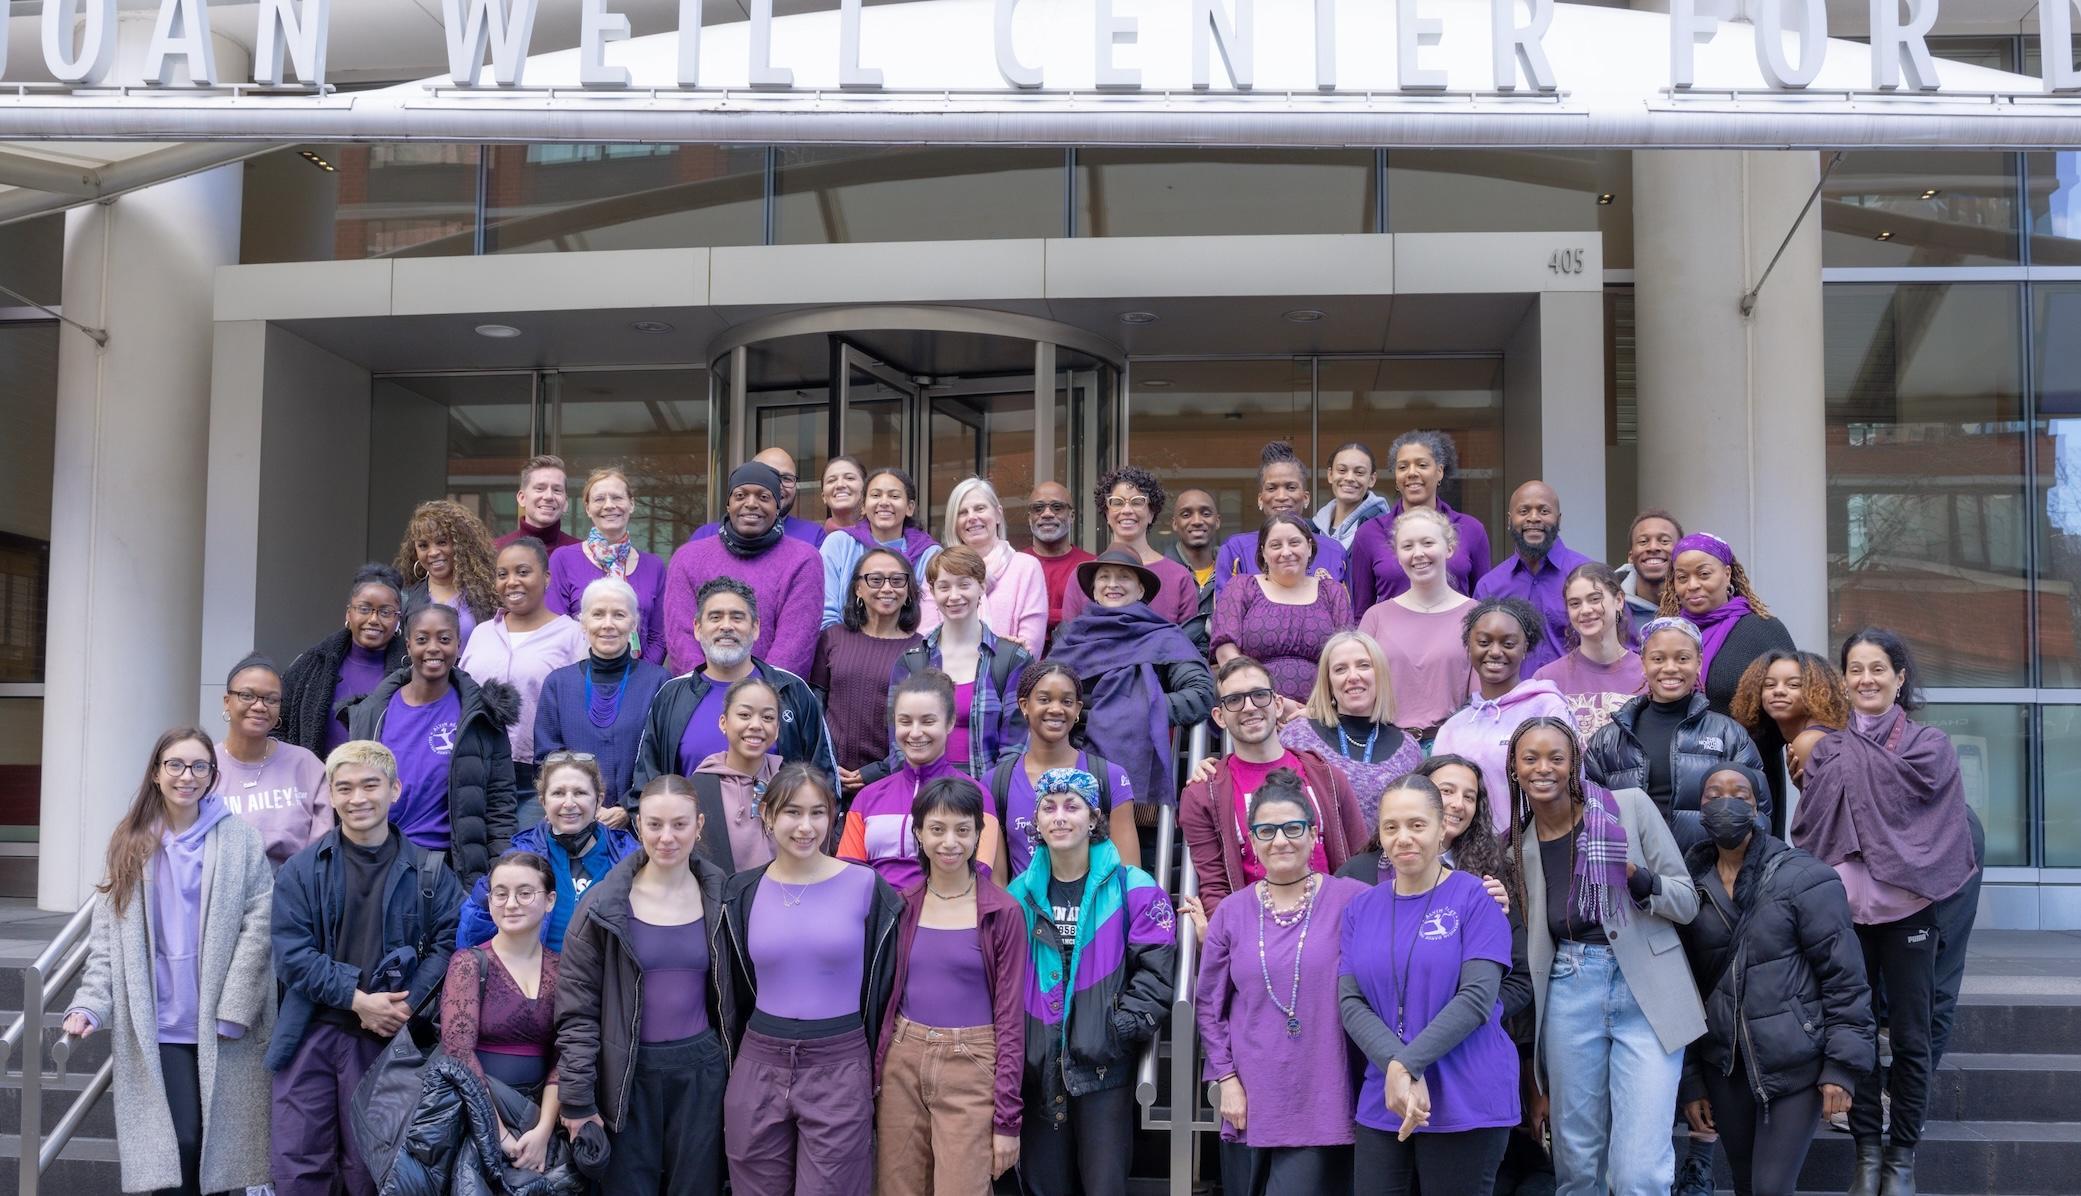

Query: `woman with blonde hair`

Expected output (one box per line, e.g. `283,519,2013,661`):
1358,506,1477,742
924,476,1048,656
394,498,500,648
1275,630,1421,826
549,465,670,664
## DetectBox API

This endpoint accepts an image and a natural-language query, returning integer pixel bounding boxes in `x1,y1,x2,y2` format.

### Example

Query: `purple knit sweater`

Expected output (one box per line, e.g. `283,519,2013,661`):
661,534,823,677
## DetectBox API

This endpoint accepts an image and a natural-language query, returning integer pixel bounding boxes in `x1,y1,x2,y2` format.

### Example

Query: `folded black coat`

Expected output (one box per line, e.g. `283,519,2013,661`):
356,1036,586,1196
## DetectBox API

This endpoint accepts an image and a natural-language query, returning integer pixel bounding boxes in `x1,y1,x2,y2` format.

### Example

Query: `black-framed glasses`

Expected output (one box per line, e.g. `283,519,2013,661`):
1249,820,1314,842
1217,687,1276,713
860,573,909,590
1028,500,1071,515
228,689,282,708
160,759,214,778
350,602,402,620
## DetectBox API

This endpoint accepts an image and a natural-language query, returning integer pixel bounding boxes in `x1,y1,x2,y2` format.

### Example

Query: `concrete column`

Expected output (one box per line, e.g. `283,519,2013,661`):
37,22,248,910
1631,150,1828,650
1501,290,1609,564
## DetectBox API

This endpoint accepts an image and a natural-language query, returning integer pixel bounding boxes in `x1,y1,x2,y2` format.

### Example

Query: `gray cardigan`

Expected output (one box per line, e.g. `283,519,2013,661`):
72,816,276,1194
1520,785,1705,1089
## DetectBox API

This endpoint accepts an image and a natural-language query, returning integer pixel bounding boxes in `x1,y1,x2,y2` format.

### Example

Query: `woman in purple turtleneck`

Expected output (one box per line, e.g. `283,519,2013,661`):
65,727,275,1195
276,563,408,757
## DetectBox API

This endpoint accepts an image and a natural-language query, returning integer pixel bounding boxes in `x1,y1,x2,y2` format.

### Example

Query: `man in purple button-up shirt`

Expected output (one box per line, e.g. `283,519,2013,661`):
1473,480,1592,678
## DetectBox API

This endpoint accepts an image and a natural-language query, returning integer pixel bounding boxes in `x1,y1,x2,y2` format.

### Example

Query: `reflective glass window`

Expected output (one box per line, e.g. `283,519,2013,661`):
367,373,536,560
553,370,711,554
243,144,481,263
1128,359,1311,553
1824,284,2029,687
1917,703,2029,868
1823,152,2021,267
2042,706,2081,865
0,216,63,306
1313,357,1507,547
1388,149,1631,268
2033,284,2081,686
774,147,1063,244
1078,149,1377,237
0,699,42,856
486,145,765,253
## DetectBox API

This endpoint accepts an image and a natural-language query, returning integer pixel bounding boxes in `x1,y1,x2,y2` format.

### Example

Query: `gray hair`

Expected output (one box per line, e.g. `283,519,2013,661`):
941,476,1007,547
578,573,643,653
1387,429,1459,480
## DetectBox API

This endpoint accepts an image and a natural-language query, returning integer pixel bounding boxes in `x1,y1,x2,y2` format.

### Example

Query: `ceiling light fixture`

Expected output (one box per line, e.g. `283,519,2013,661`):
298,149,335,173
1874,231,1895,242
1283,309,1325,323
1118,311,1159,325
474,323,523,339
1597,192,1616,205
630,320,674,334
1140,379,1173,388
1921,189,1941,200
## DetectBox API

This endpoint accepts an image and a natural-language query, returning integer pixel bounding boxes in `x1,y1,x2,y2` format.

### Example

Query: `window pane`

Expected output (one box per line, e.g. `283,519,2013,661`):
928,391,1036,533
0,216,63,306
0,699,43,852
1129,359,1310,552
0,322,55,685
1917,703,2028,868
1824,284,2029,687
1313,357,1507,550
367,373,536,560
1388,150,1631,268
486,145,765,253
243,143,481,263
2033,284,2081,685
1822,152,2021,267
1078,149,1376,237
2043,706,2081,865
774,147,1063,244
554,370,710,555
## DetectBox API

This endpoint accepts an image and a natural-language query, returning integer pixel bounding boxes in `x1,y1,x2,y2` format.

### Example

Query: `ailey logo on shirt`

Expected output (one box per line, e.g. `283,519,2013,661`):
429,721,459,754
1419,907,1461,942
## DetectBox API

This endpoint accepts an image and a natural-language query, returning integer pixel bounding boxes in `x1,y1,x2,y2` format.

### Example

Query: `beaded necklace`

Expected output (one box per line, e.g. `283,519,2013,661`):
1256,874,1319,1038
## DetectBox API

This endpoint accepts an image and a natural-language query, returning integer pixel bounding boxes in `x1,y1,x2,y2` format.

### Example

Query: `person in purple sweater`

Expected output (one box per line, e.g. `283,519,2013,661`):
1473,480,1593,679
1185,769,1367,1196
1347,429,1494,607
690,446,828,547
548,466,668,665
662,461,823,677
214,653,331,870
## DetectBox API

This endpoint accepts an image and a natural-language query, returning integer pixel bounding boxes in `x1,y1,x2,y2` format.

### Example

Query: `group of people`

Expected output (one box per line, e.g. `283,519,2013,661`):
67,437,1981,1196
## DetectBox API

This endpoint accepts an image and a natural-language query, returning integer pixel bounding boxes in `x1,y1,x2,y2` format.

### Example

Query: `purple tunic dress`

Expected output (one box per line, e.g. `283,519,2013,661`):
1208,575,1355,702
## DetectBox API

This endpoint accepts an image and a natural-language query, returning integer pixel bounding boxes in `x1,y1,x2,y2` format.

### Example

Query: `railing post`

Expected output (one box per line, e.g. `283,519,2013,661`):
19,961,41,1196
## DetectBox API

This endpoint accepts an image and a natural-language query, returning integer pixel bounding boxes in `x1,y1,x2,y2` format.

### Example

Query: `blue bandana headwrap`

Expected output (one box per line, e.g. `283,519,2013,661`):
1035,767,1104,816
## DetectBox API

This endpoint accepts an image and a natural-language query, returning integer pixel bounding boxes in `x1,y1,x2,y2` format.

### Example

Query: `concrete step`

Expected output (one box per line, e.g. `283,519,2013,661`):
0,1133,121,1196
1944,996,2081,1057
1929,1053,2081,1123
1794,1119,2081,1195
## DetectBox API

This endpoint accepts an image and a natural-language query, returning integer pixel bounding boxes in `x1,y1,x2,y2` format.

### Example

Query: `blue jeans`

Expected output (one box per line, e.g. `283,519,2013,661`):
1542,941,1683,1196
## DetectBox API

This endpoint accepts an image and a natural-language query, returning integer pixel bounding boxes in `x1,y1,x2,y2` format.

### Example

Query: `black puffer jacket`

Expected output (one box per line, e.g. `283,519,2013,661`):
345,667,518,888
1677,833,1874,1109
356,1045,584,1196
553,850,732,1130
276,627,407,756
1584,693,1767,849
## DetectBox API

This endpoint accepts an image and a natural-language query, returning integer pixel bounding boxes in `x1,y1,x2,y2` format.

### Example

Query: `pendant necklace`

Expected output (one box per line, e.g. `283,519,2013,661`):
1257,875,1318,1039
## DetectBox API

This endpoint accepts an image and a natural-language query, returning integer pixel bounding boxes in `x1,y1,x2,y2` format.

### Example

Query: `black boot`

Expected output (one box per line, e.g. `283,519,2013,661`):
1879,1143,1918,1196
1847,1136,1883,1196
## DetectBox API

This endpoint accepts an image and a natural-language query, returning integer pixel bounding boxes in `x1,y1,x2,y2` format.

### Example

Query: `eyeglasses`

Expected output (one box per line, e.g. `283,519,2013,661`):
228,689,282,708
860,573,909,590
350,603,402,620
774,473,798,486
489,887,544,906
1249,820,1314,842
161,759,214,778
1217,687,1277,713
1105,495,1152,511
541,751,597,764
1028,500,1071,515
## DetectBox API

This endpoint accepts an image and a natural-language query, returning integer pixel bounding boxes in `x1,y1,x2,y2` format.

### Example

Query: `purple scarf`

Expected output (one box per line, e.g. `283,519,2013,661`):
1791,706,1976,903
1568,784,1633,927
845,521,939,569
1690,595,1752,680
1045,602,1203,808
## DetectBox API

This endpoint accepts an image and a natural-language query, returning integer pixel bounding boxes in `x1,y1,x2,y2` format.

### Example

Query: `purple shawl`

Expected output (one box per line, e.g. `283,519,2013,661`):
1791,706,1976,903
845,521,939,569
1045,602,1203,808
1689,595,1752,680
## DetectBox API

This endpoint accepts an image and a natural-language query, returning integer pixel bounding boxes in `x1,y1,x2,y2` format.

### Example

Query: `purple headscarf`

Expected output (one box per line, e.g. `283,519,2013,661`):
1672,532,1751,678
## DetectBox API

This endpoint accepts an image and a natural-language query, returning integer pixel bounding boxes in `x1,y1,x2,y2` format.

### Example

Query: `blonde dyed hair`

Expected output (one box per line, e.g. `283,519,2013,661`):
942,476,1007,547
325,739,399,786
1304,630,1397,725
1391,505,1458,554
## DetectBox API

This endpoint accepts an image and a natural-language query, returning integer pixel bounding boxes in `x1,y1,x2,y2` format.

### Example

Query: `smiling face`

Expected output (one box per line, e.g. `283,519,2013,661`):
1395,518,1448,583
1258,462,1307,516
727,483,779,537
581,589,637,658
328,761,399,835
494,544,548,618
156,736,214,816
1507,482,1560,556
932,572,983,623
1393,441,1445,508
766,785,834,862
1325,639,1378,717
1843,641,1905,717
892,691,951,768
585,474,632,539
696,591,757,670
1511,725,1576,812
955,491,1001,551
1091,563,1145,608
487,859,554,938
1629,516,1679,584
346,581,402,651
1431,762,1481,843
1376,785,1445,880
1105,482,1153,541
223,666,283,740
721,686,780,762
405,609,460,684
1213,666,1279,747
540,764,601,835
517,466,568,529
1020,671,1082,747
1468,611,1530,691
1643,629,1702,701
414,532,454,584
822,459,864,516
637,790,702,870
1673,550,1734,615
864,473,914,538
1171,489,1219,550
917,802,980,878
1027,481,1074,545
1036,790,1097,850
1564,574,1621,647
1247,796,1317,883
1328,448,1376,505
1261,521,1313,581
854,550,911,621
1760,658,1807,725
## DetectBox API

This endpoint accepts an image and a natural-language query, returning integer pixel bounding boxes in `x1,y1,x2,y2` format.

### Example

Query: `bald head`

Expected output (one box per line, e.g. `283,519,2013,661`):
753,446,799,514
1028,480,1075,547
1171,488,1220,551
1507,480,1560,562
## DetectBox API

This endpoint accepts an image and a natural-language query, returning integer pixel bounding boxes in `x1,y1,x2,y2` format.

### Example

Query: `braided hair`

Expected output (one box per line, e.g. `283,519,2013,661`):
1657,545,1774,621
1501,715,1587,915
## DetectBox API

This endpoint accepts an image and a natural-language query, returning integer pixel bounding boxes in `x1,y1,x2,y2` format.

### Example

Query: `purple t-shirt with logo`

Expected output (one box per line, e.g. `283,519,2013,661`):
383,688,461,850
1001,752,1135,876
1340,867,1518,1134
676,683,730,775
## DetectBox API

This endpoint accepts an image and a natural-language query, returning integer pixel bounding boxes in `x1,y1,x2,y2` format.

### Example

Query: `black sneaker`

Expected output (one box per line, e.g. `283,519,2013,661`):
1674,1147,1715,1196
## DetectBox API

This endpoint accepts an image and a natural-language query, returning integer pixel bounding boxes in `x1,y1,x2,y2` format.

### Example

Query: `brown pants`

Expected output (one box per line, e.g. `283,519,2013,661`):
875,1016,998,1196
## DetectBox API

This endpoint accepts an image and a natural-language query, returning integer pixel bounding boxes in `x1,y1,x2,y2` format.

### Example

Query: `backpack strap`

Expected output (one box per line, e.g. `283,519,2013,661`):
988,756,1020,827
1085,751,1114,815
415,849,445,958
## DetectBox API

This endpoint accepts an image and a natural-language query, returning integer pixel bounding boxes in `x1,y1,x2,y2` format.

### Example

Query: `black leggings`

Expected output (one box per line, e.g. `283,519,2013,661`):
1852,905,1939,1148
155,1043,202,1196
1353,1122,1509,1195
1703,1061,1822,1196
1018,1082,1135,1196
1217,1140,1354,1196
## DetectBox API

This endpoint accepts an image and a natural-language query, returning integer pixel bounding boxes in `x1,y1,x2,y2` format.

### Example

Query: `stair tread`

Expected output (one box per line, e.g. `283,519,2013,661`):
1813,1119,2081,1143
1939,1051,2081,1070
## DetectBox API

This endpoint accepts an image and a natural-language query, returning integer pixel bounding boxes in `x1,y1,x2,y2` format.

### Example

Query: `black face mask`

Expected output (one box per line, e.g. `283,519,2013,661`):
1699,798,1757,851
551,826,597,858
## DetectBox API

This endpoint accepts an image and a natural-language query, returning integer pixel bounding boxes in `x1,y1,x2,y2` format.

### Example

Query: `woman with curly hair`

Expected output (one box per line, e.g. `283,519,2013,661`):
1732,650,1850,791
1057,465,1200,627
1657,533,1793,718
1346,429,1493,607
394,499,501,649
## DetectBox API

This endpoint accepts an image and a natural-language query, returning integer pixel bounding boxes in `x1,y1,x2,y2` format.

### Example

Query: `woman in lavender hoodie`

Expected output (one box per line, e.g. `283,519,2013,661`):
66,726,275,1195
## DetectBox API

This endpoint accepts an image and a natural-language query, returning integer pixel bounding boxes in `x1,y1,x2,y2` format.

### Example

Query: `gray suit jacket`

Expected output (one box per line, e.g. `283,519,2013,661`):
1521,785,1705,1089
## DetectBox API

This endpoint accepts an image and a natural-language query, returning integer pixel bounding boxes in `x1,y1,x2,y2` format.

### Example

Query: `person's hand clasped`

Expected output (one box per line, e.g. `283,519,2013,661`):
509,1123,553,1172
1217,1075,1248,1133
1386,1061,1431,1141
351,989,411,1037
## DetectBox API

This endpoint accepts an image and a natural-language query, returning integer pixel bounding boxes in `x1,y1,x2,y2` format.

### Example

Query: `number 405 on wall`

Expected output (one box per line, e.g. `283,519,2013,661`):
1548,248,1585,275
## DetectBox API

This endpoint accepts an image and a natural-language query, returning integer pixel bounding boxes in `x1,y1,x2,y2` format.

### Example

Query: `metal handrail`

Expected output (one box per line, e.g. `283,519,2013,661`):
7,901,102,1196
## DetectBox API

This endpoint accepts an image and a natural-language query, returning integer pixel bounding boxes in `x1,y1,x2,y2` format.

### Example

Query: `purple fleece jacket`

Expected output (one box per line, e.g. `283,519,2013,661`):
661,534,824,677
150,798,237,1043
